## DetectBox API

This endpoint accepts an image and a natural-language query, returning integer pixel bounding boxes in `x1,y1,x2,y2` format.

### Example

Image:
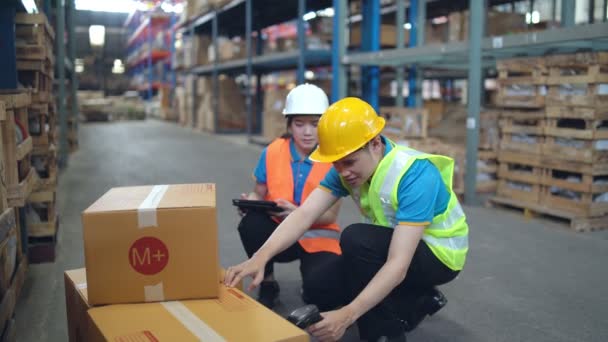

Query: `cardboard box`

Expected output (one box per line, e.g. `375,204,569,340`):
65,269,93,342
351,23,406,47
87,284,307,342
82,184,219,305
65,267,240,342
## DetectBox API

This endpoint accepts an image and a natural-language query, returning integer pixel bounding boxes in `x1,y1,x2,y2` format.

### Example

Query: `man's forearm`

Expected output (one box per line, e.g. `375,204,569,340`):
345,260,409,322
255,207,316,262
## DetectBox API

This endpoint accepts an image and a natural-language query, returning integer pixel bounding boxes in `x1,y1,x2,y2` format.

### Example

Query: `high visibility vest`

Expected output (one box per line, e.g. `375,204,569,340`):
340,139,468,270
266,138,341,255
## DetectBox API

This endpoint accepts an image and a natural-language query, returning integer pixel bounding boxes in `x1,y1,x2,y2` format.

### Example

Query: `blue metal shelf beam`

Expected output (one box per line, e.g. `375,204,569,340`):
361,0,380,112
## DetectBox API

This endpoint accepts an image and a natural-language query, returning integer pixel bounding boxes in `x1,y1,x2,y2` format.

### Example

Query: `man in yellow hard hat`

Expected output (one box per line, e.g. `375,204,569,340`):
225,97,469,342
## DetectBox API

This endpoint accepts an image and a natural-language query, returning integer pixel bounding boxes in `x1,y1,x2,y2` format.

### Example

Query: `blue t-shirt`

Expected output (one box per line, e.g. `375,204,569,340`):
319,136,450,225
253,138,313,205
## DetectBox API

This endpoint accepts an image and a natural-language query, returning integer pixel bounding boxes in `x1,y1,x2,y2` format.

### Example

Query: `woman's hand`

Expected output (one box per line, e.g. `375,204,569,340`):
308,307,356,342
223,255,267,291
271,198,298,218
237,192,262,216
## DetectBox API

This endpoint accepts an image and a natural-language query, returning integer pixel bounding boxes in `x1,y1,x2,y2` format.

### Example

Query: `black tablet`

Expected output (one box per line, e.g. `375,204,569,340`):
232,199,284,212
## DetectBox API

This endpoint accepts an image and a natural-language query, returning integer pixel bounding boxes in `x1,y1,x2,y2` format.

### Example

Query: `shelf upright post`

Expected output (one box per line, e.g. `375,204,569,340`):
395,0,405,107
212,12,219,133
561,0,575,27
246,0,253,137
464,0,485,205
57,0,68,168
361,0,380,111
331,0,347,102
255,29,263,135
67,0,78,130
297,0,306,84
147,18,153,100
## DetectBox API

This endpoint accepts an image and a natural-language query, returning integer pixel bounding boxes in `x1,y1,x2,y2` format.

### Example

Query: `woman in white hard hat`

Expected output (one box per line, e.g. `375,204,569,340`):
236,84,343,310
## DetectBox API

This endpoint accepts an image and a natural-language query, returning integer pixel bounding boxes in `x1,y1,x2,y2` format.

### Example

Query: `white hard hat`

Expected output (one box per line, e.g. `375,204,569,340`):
282,83,329,116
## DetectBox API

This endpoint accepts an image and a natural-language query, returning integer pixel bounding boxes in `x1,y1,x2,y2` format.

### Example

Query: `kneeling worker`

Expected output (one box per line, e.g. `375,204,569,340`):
235,84,343,310
226,97,469,341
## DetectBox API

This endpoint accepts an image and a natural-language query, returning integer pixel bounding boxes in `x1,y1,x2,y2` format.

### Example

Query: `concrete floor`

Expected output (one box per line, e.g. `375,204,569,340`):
14,120,608,342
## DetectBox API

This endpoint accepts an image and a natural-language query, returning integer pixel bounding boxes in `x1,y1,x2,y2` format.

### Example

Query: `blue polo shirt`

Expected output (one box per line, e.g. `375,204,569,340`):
253,138,313,205
319,136,450,226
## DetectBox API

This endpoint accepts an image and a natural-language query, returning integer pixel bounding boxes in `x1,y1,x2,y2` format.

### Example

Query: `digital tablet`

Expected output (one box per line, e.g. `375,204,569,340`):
232,199,284,212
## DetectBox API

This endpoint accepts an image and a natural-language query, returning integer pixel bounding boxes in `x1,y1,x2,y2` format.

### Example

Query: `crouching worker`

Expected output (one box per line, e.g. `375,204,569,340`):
226,97,469,342
235,84,343,310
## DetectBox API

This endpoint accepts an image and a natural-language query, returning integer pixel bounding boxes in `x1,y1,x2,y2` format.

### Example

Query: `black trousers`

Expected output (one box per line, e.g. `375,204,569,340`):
340,223,460,340
237,211,345,311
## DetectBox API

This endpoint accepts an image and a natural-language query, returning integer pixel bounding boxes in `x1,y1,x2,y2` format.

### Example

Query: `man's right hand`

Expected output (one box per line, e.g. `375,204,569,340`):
224,255,267,291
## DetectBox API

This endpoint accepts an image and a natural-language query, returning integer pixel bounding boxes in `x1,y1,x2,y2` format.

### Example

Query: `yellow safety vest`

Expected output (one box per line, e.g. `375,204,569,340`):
340,139,469,271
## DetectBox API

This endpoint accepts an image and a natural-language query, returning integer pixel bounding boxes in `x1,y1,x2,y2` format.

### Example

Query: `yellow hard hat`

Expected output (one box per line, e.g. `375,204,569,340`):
310,97,385,163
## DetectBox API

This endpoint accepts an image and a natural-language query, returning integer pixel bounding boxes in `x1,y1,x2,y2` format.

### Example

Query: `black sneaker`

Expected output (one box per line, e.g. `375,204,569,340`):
403,288,447,332
257,280,280,309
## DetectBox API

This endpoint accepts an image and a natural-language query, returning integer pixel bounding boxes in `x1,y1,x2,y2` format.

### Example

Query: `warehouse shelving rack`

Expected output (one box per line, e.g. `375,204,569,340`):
1,0,77,167
180,0,334,137
337,0,608,204
179,0,608,204
125,11,178,101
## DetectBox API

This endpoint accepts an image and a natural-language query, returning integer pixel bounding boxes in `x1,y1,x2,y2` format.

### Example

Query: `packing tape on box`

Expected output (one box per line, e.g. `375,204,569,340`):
161,301,226,342
138,185,169,228
144,282,165,302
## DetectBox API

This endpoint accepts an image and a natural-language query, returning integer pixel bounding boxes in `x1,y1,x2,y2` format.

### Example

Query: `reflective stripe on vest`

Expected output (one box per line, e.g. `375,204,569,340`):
265,138,341,255
342,138,469,270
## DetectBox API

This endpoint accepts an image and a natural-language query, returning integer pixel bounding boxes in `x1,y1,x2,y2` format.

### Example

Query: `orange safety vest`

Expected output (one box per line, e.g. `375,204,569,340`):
265,138,341,255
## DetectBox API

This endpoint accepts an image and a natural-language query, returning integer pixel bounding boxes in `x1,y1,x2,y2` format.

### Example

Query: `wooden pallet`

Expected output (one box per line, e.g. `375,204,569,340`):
500,133,544,155
0,93,33,205
547,84,608,108
544,106,608,140
543,136,608,164
488,196,608,232
15,13,55,41
7,168,38,208
28,218,58,264
545,52,608,84
497,179,541,203
0,257,27,336
26,190,57,238
496,84,546,108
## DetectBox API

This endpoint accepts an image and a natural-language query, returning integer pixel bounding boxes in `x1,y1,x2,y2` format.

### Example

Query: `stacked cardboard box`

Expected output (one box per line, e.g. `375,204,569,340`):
65,184,308,341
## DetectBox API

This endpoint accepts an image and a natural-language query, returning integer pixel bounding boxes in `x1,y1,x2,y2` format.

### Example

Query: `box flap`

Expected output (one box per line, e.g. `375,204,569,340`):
65,268,89,301
84,184,216,214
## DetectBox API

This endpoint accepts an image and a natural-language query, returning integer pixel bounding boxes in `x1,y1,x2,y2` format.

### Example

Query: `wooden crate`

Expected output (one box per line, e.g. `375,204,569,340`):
496,84,546,108
0,103,7,213
32,146,57,192
547,84,608,108
498,150,543,184
0,209,18,300
0,257,27,336
541,159,608,194
17,69,52,101
545,52,608,84
544,106,608,140
542,136,608,164
500,133,543,154
0,93,36,206
488,196,608,232
14,13,55,64
27,190,57,238
541,186,608,218
497,179,541,203
379,107,428,140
